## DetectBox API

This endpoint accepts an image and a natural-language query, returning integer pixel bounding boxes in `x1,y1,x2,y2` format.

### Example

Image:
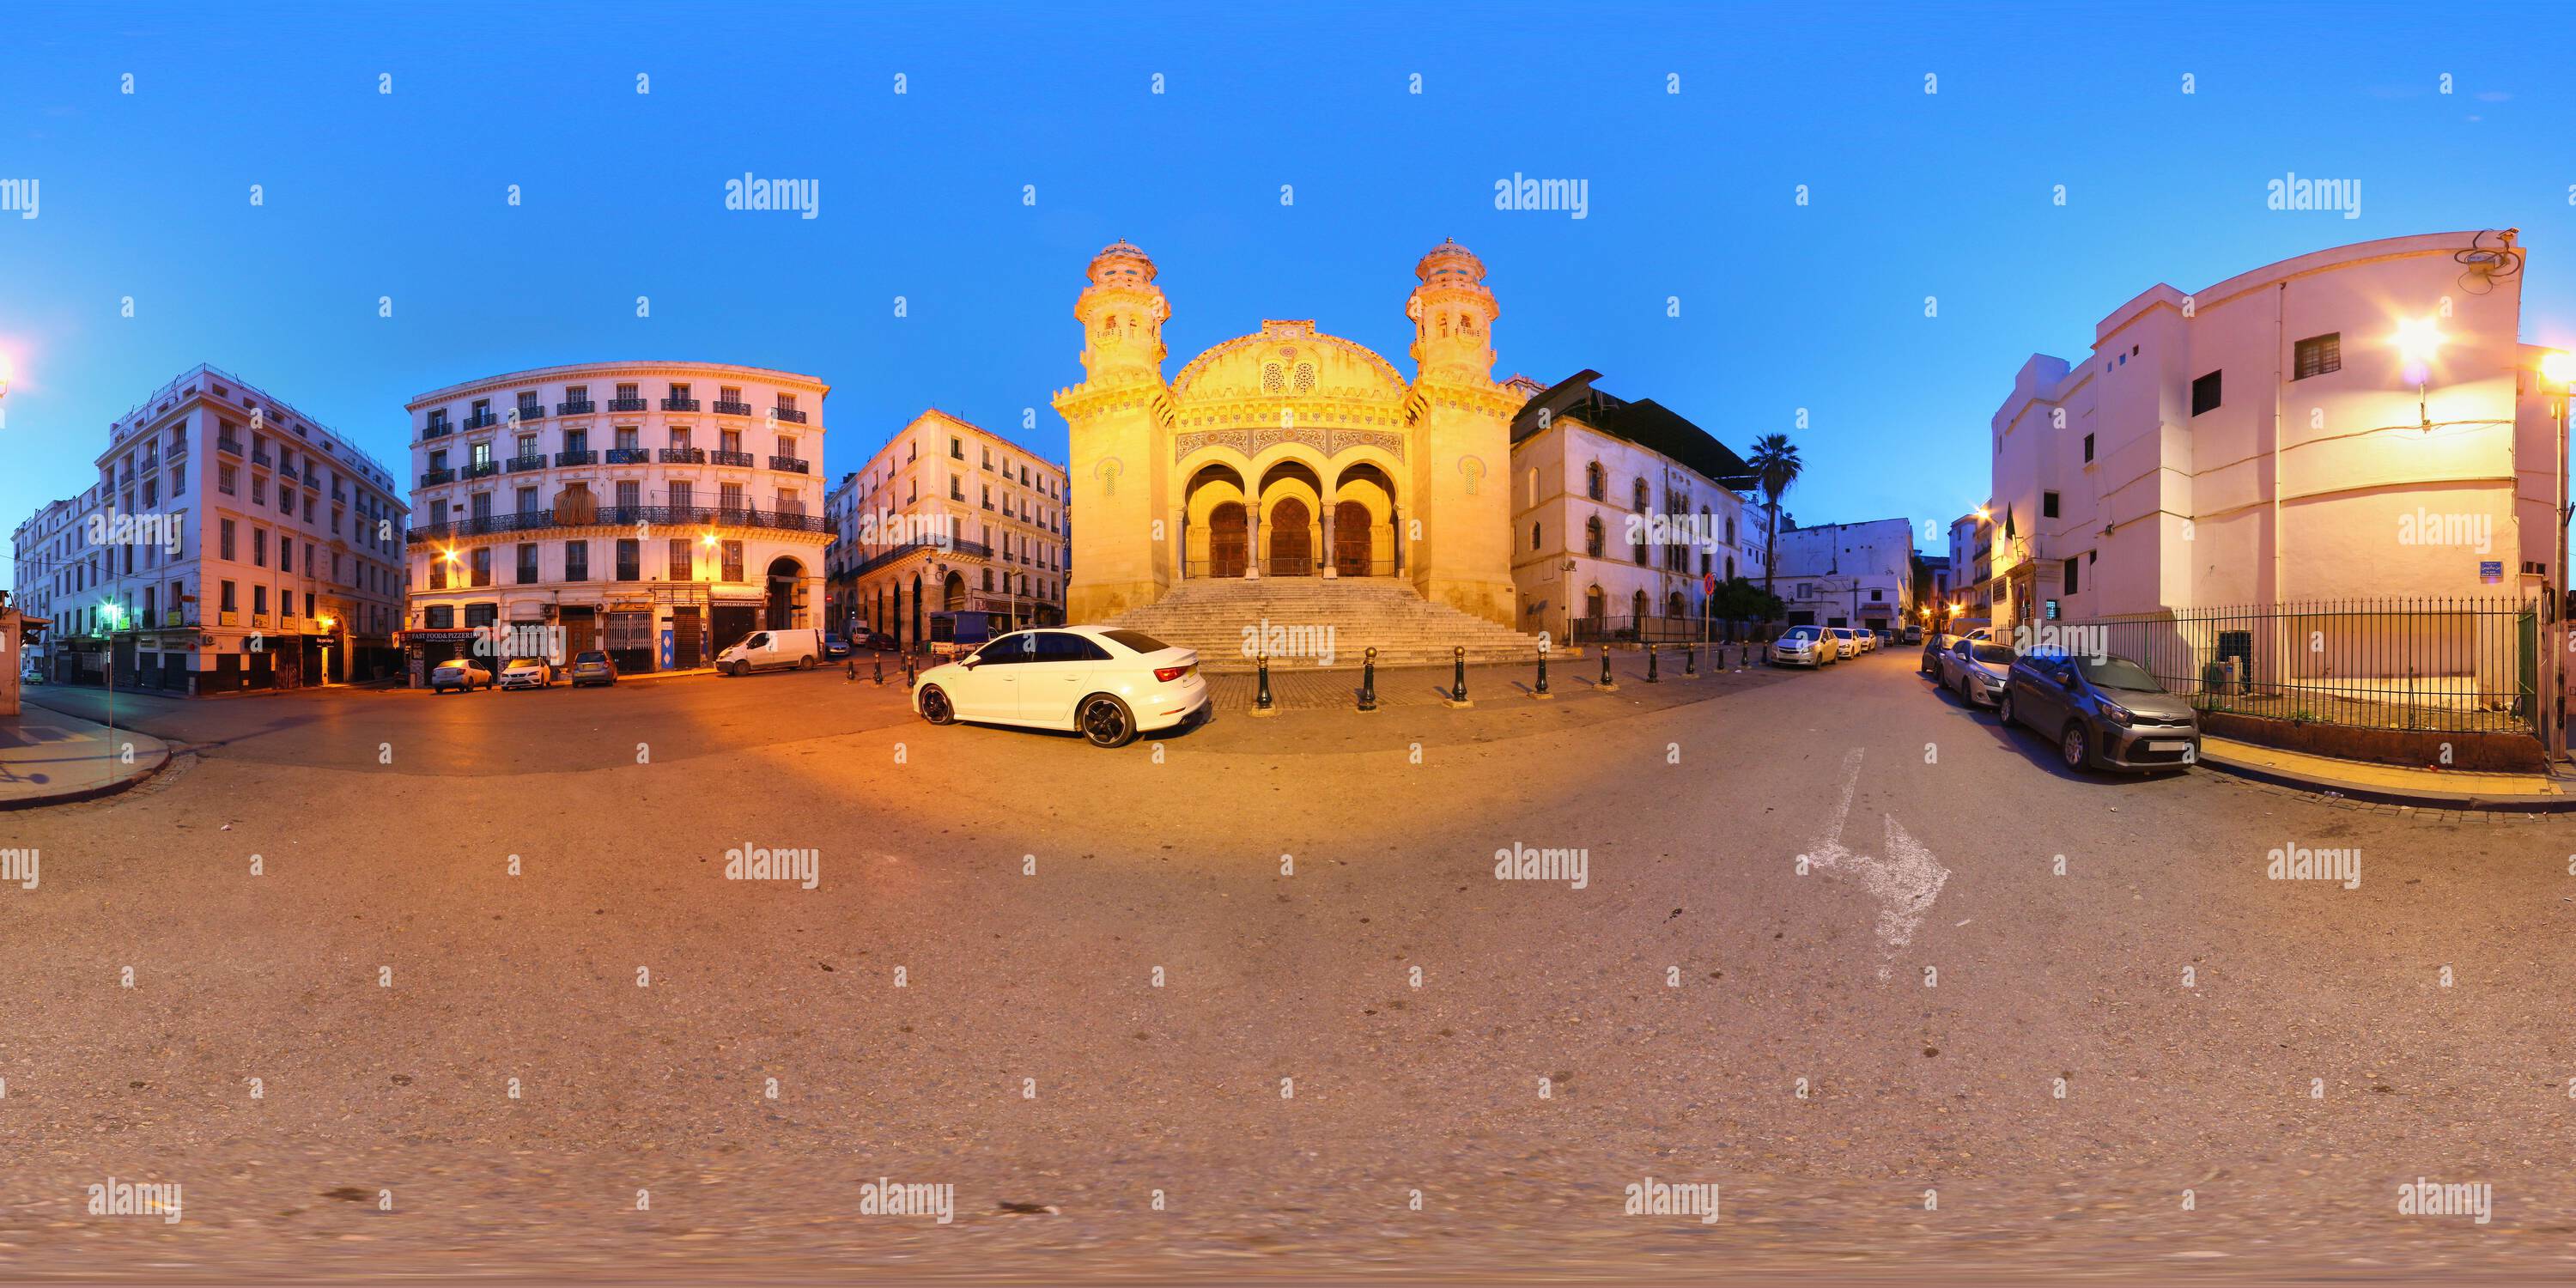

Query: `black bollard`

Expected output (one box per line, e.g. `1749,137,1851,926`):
846,659,856,681
1600,647,1617,691
1686,646,1698,677
1452,646,1468,703
1256,652,1274,712
1535,644,1551,697
873,659,884,685
903,653,914,687
1358,647,1378,712
1646,645,1660,683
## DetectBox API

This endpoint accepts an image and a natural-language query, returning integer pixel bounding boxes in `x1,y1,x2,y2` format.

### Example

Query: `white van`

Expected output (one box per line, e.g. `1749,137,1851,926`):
716,627,823,676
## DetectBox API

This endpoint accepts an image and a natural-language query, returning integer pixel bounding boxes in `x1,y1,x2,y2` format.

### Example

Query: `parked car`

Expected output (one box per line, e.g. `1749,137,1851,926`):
497,657,555,690
568,650,618,687
1769,624,1839,668
824,635,854,659
1919,631,1955,676
1901,625,1923,645
429,659,493,693
1830,627,1868,655
928,610,1004,659
1936,638,2018,708
913,626,1209,748
1998,650,2201,773
717,627,823,676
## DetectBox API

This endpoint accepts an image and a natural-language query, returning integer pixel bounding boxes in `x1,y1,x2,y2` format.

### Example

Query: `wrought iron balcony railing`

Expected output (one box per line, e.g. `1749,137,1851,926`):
556,399,595,416
607,397,649,412
405,504,834,544
659,447,706,464
660,397,701,412
506,453,549,472
712,400,753,416
605,447,651,465
770,407,808,424
710,450,755,467
462,412,500,430
419,468,455,486
555,449,598,467
463,460,501,480
769,455,809,474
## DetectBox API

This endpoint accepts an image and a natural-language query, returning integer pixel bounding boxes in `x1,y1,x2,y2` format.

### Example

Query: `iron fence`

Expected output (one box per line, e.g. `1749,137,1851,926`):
1572,614,1773,645
2034,596,2541,735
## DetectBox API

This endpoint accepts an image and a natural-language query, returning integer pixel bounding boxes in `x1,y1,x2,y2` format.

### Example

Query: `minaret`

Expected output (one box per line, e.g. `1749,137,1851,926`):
1401,239,1518,627
1057,240,1174,623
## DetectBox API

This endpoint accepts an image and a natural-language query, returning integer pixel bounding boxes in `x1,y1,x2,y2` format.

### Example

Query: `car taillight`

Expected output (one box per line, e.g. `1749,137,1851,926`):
1154,664,1192,683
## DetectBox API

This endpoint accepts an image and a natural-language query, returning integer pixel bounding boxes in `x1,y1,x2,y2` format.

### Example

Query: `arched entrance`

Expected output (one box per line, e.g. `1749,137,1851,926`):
764,556,805,629
1585,585,1606,623
908,574,922,646
1631,589,1649,623
1269,498,1313,576
942,571,967,611
1333,500,1373,576
1208,503,1248,578
1668,592,1686,618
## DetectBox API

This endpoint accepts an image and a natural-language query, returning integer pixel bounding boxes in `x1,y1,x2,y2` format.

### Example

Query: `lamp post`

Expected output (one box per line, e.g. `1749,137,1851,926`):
2395,316,2445,431
2542,349,2573,757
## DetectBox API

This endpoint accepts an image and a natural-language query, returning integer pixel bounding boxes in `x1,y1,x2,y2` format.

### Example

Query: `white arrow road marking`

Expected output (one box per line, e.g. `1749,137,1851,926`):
1802,749,1950,981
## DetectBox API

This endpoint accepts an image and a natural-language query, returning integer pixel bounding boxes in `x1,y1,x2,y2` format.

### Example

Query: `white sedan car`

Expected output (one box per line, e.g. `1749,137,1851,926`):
912,626,1210,748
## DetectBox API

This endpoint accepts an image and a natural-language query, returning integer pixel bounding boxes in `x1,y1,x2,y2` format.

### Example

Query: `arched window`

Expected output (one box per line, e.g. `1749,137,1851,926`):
1634,530,1650,565
1727,555,1736,580
1585,463,1604,501
1585,517,1604,558
1632,478,1649,513
1631,590,1649,622
1668,592,1686,618
1585,584,1606,622
1531,522,1542,552
1526,467,1540,507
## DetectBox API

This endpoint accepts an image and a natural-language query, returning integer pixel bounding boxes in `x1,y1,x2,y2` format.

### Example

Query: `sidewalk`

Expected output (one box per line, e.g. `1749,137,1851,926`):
0,702,174,809
2200,734,2576,812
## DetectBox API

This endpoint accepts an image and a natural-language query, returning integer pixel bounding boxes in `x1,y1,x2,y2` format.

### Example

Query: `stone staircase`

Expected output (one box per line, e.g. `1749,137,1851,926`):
1103,577,1546,671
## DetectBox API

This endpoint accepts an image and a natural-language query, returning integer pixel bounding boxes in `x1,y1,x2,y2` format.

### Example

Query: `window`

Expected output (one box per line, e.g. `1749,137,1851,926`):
220,464,237,495
1585,517,1604,557
471,548,491,587
564,540,588,581
516,544,539,585
669,538,694,580
1632,479,1649,512
720,540,744,582
252,528,268,568
220,519,236,560
2063,556,2081,595
616,538,640,581
1532,522,1542,551
220,580,236,611
2190,370,2222,416
2293,332,2341,380
2042,491,2059,519
2082,433,2095,463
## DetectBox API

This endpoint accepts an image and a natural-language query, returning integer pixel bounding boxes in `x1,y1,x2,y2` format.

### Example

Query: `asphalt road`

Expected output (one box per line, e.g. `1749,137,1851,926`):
2,649,2571,1283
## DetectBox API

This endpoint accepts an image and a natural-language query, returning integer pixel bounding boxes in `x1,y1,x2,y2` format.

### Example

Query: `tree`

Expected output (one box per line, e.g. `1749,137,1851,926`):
1708,576,1784,636
1745,434,1803,611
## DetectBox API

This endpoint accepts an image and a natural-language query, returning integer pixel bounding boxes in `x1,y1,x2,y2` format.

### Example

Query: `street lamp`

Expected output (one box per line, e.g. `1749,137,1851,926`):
2394,315,2445,429
0,352,13,400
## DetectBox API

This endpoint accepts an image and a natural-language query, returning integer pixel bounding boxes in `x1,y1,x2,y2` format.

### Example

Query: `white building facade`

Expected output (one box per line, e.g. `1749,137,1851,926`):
10,365,406,691
1771,518,1919,635
403,361,830,677
825,408,1070,650
1507,372,1769,644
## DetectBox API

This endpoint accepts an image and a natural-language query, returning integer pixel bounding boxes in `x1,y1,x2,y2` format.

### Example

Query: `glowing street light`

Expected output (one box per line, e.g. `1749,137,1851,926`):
2542,349,2575,387
2394,316,2444,428
0,352,14,400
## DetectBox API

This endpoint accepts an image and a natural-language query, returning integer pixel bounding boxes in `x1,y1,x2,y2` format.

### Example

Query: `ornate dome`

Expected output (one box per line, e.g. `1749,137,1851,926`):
1413,237,1485,284
1087,240,1158,287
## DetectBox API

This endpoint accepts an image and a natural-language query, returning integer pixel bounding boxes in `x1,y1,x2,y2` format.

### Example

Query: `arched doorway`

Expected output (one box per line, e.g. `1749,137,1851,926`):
764,556,805,629
1333,500,1373,576
1631,589,1648,623
1208,502,1248,578
1585,585,1606,624
942,571,966,611
908,574,922,647
1668,592,1686,618
1269,498,1313,576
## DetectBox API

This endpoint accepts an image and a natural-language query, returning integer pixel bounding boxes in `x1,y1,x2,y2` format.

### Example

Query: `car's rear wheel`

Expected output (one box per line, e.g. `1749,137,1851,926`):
2061,722,2092,772
919,684,956,726
800,655,816,671
1079,694,1135,748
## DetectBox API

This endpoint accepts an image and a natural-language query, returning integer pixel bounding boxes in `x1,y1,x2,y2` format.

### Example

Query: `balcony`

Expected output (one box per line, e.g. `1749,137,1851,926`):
462,412,500,431
420,423,452,440
661,397,701,412
710,449,755,467
251,452,273,469
712,399,754,416
556,449,598,467
659,447,706,465
404,503,833,544
512,405,546,425
607,397,648,413
419,468,455,487
769,455,810,474
605,447,651,465
557,398,595,416
219,610,239,627
217,439,244,458
506,453,549,473
850,538,993,579
464,460,501,480
771,407,808,424
278,464,301,483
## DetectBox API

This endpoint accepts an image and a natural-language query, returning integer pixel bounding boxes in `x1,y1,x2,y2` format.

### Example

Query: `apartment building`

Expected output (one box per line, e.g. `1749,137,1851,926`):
9,365,406,691
1976,229,2565,625
401,361,830,677
1770,518,1919,635
1507,371,1769,643
824,409,1069,648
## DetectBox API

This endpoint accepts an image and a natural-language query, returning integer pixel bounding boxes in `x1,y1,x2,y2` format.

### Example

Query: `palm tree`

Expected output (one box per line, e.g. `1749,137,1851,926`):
1744,433,1802,607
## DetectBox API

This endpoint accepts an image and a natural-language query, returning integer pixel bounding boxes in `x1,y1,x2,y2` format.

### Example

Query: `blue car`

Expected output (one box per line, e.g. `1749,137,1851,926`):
824,635,854,659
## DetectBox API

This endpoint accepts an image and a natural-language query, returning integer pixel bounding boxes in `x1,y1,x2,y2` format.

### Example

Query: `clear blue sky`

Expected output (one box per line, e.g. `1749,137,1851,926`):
5,0,2574,592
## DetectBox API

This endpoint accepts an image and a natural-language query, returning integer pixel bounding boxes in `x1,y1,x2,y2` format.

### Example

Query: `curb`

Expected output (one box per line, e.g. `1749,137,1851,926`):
2197,749,2576,813
0,746,175,811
